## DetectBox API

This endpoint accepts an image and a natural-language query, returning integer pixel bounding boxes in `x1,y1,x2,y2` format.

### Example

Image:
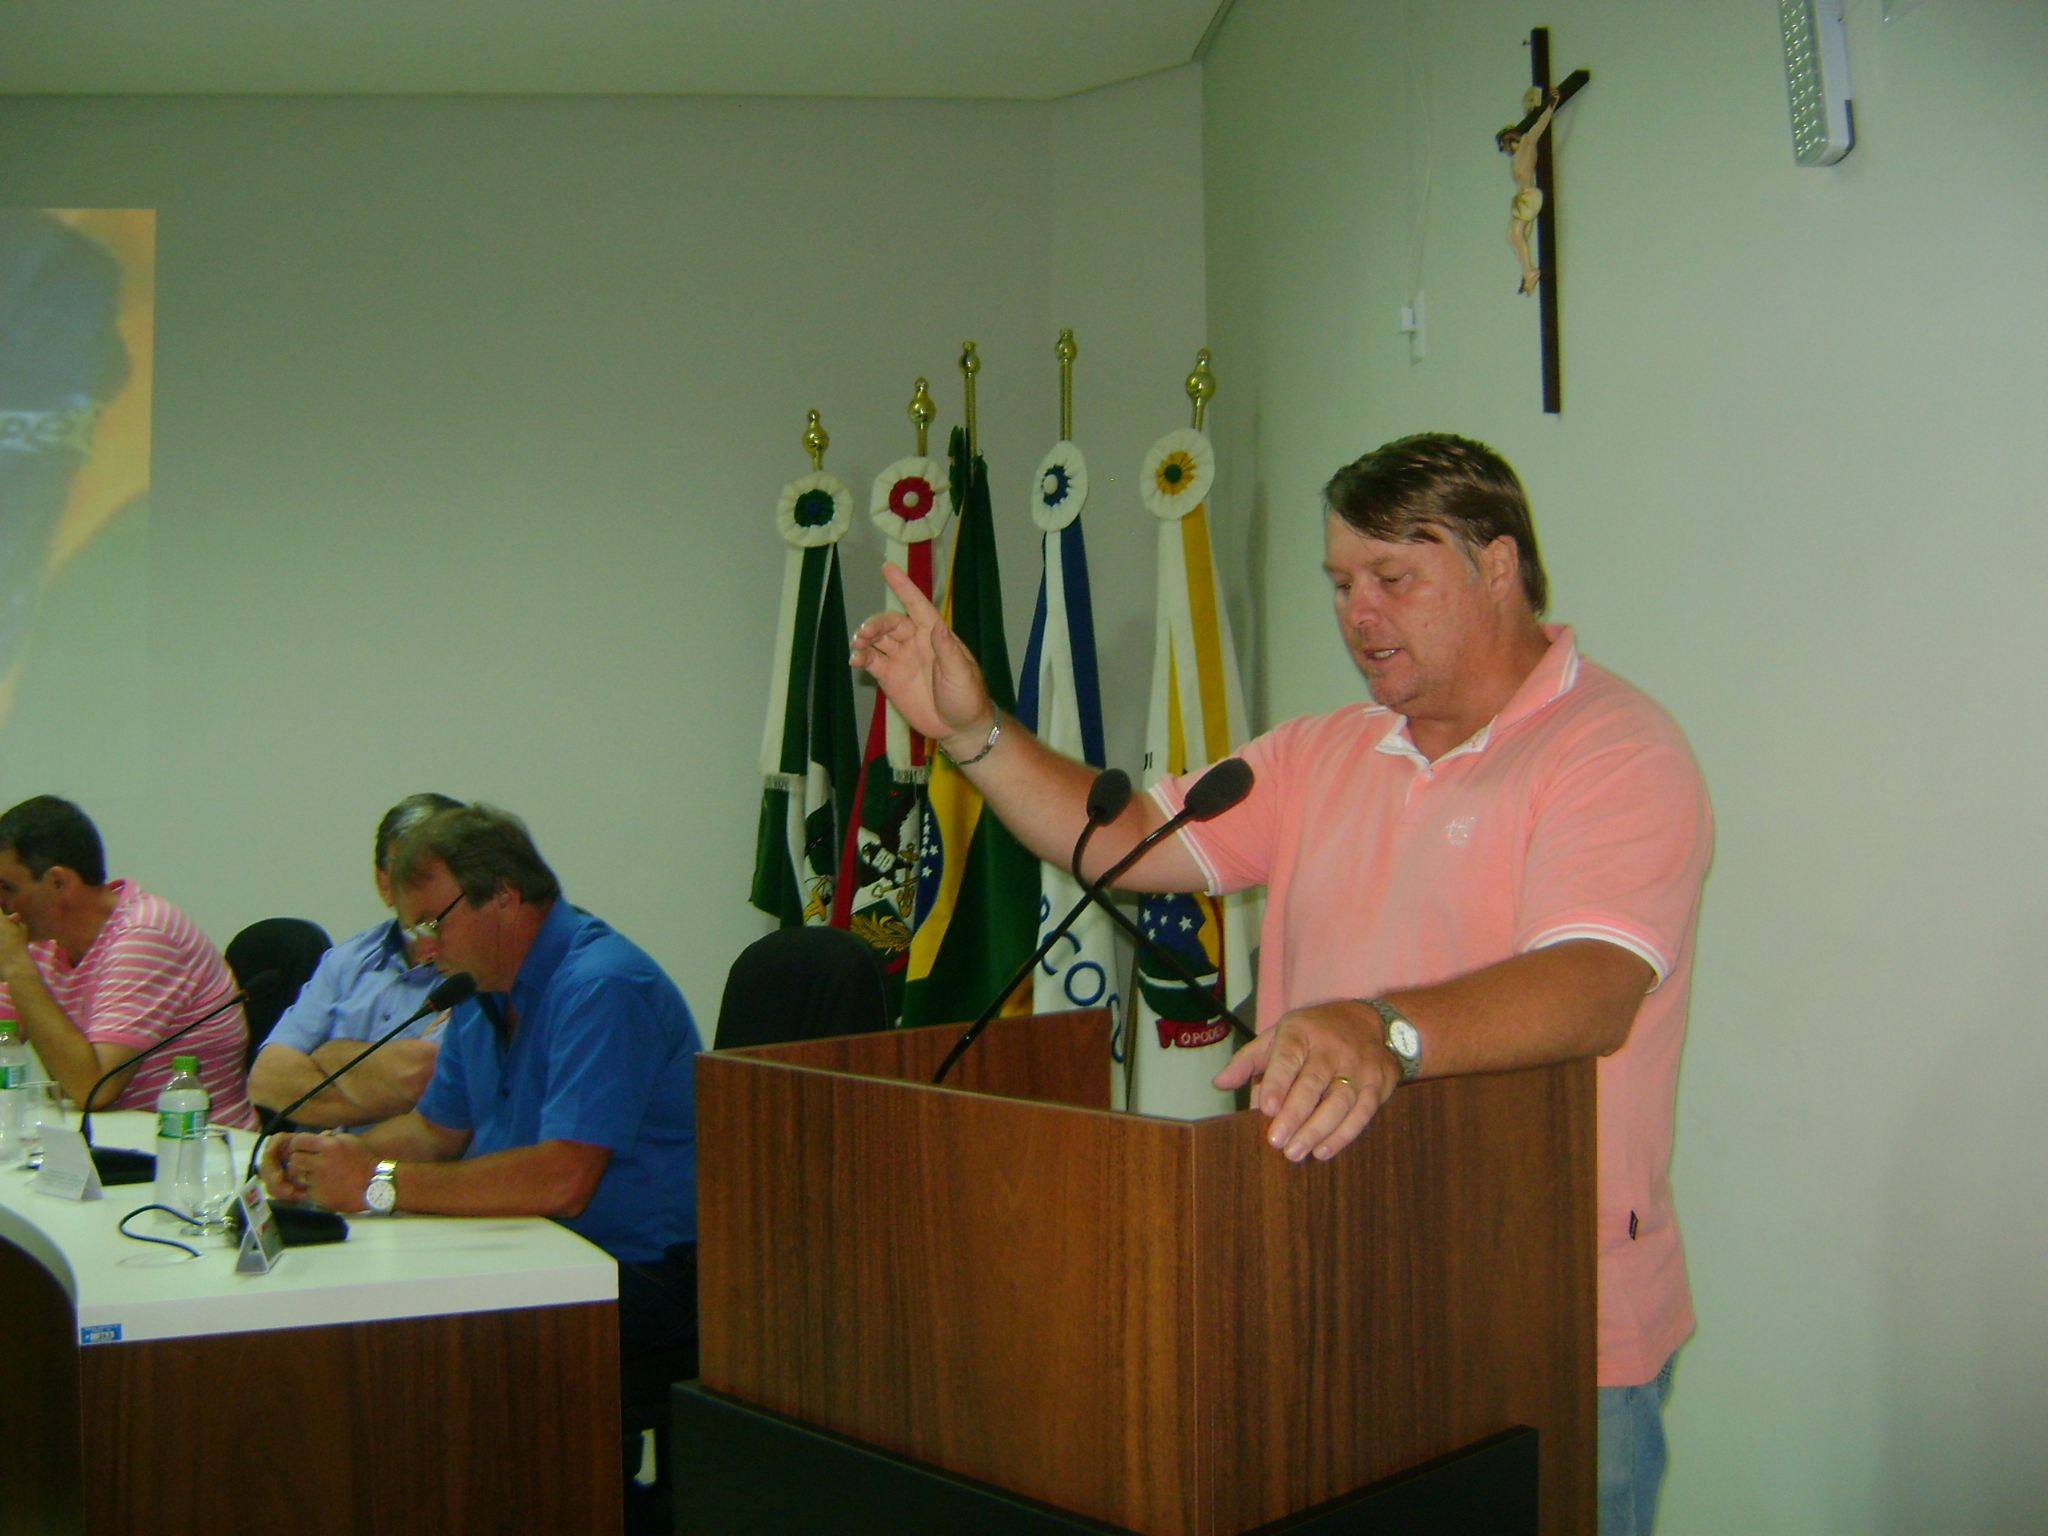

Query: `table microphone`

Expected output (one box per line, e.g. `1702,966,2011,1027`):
932,759,1253,1084
78,970,283,1186
234,970,475,1248
245,969,477,1182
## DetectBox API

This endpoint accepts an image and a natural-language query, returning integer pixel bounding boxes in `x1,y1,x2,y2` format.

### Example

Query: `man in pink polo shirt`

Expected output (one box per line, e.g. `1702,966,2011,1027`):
852,433,1709,1536
0,795,254,1128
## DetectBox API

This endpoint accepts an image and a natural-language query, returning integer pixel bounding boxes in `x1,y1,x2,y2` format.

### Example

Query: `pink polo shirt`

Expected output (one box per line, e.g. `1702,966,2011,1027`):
0,880,255,1129
1155,627,1711,1387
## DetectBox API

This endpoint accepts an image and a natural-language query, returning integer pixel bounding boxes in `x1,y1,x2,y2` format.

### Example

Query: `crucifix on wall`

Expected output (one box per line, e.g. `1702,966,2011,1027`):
1497,29,1589,413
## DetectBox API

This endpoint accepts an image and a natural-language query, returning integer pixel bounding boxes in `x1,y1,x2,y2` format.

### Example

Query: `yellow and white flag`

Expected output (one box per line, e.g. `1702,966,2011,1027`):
1133,428,1260,1118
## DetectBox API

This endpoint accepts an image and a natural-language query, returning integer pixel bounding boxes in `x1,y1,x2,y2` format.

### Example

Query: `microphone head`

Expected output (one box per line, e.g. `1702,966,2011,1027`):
1182,757,1255,821
1084,768,1133,827
241,968,286,1004
427,971,479,1010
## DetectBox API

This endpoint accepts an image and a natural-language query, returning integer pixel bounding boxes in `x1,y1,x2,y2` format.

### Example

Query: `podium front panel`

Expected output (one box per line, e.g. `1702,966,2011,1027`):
699,1011,1206,1534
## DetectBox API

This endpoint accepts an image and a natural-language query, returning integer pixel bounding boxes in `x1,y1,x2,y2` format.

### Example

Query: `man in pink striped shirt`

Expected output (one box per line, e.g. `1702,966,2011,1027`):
0,796,253,1129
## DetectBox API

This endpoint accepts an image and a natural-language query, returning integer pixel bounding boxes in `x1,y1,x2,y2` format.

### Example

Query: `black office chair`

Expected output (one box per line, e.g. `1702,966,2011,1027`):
224,917,331,1069
713,924,893,1049
613,927,888,1530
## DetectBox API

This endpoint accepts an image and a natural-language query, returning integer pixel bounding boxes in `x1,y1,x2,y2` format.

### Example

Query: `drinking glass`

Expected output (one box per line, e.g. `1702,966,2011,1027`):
17,1082,63,1169
188,1130,239,1234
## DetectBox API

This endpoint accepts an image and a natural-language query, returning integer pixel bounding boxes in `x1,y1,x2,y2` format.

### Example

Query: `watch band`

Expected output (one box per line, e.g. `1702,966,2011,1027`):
1365,998,1422,1084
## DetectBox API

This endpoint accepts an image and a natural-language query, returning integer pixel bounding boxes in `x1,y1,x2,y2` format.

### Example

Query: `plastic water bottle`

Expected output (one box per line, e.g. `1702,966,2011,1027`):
0,1020,26,1157
153,1055,209,1216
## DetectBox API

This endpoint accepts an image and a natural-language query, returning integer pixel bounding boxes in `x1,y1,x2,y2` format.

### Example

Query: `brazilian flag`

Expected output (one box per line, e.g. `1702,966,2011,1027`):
901,428,1039,1027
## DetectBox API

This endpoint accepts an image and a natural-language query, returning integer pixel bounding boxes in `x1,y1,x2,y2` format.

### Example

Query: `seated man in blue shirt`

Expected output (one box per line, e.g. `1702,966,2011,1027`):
247,793,461,1126
259,801,701,1529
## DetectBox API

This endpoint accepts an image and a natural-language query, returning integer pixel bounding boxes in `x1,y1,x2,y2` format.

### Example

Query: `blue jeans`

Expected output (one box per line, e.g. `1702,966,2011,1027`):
1598,1353,1676,1536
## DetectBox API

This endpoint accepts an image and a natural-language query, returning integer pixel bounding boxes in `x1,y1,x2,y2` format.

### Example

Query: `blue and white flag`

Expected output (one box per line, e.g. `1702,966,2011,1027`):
1017,439,1124,1086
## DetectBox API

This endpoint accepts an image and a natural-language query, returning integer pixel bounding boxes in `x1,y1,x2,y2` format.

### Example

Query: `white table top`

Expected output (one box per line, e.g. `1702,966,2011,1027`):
0,1112,616,1347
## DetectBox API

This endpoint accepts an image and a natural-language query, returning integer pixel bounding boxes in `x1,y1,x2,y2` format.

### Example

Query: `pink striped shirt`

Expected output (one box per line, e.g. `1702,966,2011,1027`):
0,880,254,1129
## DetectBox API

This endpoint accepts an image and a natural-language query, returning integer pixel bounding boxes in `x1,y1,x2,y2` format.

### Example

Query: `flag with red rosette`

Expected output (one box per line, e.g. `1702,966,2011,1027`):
823,455,955,1012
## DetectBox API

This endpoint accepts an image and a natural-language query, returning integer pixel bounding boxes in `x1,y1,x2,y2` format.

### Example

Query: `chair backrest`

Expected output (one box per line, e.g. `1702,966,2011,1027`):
714,926,891,1050
224,917,332,1068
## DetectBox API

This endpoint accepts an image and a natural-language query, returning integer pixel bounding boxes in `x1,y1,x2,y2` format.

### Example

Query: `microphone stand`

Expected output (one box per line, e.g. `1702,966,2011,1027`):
77,976,275,1186
932,764,1255,1084
236,974,475,1248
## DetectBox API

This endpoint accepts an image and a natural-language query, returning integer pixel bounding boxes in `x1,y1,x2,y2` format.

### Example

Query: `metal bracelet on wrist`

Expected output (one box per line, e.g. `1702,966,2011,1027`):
947,718,1001,766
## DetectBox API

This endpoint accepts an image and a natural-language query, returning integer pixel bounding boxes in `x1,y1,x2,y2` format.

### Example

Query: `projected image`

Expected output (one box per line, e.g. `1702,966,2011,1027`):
0,210,153,783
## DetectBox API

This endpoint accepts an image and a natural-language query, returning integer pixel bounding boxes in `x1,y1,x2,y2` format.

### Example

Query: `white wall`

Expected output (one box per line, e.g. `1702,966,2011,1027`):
1204,2,2047,1532
0,73,1206,1019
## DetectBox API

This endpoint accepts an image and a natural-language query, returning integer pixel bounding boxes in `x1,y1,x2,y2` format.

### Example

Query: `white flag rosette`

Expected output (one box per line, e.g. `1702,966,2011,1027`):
1139,428,1214,521
1030,440,1090,532
868,457,952,546
775,471,854,547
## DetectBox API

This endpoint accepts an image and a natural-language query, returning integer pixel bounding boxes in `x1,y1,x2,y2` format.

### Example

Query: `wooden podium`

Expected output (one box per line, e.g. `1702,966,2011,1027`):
692,1010,1593,1536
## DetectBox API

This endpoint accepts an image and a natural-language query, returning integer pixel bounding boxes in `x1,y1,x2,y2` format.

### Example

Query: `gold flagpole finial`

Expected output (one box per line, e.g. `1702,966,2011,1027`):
1186,348,1215,431
1055,328,1077,442
802,410,828,470
908,377,935,456
959,341,980,457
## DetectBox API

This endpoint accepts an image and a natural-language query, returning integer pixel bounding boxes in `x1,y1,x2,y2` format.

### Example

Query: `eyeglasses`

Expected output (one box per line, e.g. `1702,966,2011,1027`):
401,891,465,944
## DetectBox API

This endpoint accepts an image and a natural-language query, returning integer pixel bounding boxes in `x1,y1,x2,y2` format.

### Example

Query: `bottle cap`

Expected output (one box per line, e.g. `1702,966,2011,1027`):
172,1054,200,1073
0,1020,16,1040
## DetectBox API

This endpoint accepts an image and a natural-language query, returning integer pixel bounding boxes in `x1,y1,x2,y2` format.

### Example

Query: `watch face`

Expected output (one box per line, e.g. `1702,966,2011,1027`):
363,1176,396,1214
1389,1020,1421,1060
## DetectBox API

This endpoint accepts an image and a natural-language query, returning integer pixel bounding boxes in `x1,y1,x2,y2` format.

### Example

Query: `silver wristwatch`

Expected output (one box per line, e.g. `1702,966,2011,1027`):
1365,999,1422,1084
362,1159,399,1215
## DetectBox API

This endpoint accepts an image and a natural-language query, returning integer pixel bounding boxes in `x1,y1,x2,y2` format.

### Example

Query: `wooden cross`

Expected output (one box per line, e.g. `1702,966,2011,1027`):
1517,29,1590,413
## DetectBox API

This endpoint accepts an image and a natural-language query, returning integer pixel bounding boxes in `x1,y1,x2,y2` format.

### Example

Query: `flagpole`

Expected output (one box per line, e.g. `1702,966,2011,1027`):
1057,328,1076,441
960,340,979,459
1186,348,1215,430
909,376,934,456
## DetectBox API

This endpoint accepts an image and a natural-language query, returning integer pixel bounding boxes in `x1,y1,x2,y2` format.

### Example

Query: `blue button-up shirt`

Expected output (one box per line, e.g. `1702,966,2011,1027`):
267,920,444,1054
415,899,700,1264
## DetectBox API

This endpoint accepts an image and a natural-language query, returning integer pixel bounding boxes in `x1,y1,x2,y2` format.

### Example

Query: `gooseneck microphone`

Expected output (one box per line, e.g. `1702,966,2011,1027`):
79,970,283,1187
245,970,478,1182
931,760,1255,1085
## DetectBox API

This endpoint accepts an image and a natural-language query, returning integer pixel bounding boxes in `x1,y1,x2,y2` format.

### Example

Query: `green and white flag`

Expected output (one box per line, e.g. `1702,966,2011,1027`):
750,469,860,928
1131,427,1261,1118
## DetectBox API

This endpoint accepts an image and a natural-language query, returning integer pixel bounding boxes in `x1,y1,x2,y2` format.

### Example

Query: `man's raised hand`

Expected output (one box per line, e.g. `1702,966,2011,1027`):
850,562,994,748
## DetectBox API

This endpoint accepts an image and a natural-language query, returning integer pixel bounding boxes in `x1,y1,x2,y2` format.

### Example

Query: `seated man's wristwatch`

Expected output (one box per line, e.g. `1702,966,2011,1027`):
1364,999,1422,1084
362,1159,399,1215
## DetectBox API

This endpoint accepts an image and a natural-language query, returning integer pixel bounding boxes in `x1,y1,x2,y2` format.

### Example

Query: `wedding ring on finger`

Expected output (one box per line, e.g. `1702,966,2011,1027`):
1330,1075,1355,1094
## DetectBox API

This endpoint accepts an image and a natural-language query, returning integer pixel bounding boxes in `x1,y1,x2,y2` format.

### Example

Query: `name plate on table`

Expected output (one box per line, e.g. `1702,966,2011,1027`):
235,1177,286,1275
33,1127,104,1202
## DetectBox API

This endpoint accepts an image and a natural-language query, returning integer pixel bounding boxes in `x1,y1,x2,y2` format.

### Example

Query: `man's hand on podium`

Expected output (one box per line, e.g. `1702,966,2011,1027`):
1213,1001,1402,1162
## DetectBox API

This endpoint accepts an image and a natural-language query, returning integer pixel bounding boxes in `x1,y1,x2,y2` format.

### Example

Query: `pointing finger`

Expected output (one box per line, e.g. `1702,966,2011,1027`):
880,562,940,624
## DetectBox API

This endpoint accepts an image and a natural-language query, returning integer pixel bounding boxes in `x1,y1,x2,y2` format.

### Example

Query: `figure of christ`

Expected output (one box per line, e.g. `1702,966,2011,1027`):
1497,88,1560,296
